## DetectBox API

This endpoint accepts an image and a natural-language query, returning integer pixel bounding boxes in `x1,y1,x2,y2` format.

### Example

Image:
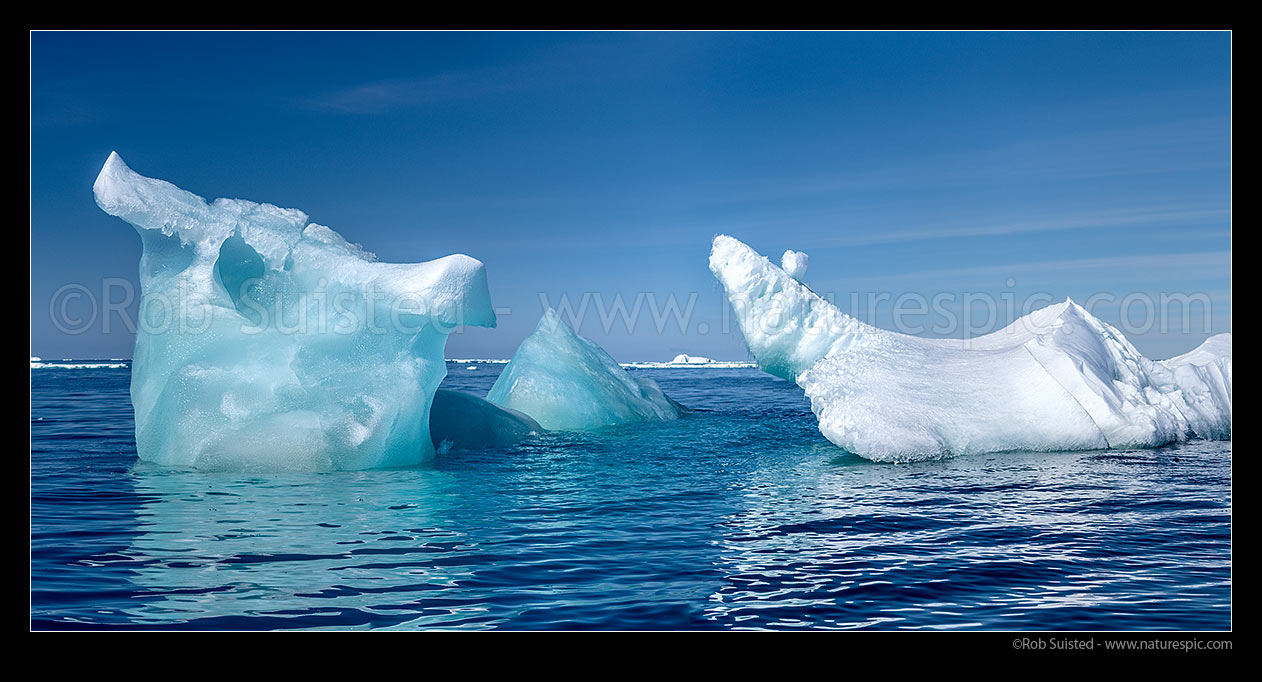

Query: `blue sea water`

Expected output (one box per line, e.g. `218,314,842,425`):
31,363,1231,630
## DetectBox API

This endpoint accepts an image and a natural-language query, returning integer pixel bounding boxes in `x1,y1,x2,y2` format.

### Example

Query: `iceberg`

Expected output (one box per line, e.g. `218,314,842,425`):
487,309,685,430
670,353,715,364
710,235,1232,462
429,389,542,451
622,358,756,369
94,152,496,471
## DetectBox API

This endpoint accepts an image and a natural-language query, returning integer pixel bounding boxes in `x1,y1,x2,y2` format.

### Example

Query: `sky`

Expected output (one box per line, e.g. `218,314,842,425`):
30,31,1231,361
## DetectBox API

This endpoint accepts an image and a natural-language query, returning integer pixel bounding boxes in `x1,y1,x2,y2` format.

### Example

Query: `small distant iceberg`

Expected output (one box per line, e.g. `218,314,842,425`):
621,354,756,369
487,309,686,430
710,235,1232,462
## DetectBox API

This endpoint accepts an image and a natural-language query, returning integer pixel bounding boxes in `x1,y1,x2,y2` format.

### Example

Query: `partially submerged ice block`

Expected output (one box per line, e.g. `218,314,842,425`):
710,235,1232,462
430,389,542,451
94,152,496,471
487,309,685,430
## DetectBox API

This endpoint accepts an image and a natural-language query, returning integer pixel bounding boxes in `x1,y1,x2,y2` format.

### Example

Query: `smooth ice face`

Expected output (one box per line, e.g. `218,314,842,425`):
487,309,684,430
94,152,496,471
430,389,542,451
710,235,1232,462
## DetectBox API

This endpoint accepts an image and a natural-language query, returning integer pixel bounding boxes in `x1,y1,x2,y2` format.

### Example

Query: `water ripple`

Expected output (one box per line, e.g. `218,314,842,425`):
31,366,1231,630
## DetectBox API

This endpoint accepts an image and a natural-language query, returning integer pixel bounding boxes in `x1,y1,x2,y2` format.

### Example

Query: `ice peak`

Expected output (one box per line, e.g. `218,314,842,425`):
103,150,126,172
710,234,880,381
535,307,569,336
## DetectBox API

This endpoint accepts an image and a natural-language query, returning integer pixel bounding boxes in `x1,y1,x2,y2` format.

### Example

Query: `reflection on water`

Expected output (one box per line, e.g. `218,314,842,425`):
120,419,747,629
125,470,482,628
704,442,1231,630
32,366,1231,630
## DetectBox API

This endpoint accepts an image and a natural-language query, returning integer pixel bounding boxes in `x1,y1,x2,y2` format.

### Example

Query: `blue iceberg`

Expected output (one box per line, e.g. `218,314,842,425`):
94,152,496,471
487,309,685,430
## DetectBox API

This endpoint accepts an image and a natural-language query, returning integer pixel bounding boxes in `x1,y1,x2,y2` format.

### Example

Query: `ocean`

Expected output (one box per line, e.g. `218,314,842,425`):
30,363,1231,630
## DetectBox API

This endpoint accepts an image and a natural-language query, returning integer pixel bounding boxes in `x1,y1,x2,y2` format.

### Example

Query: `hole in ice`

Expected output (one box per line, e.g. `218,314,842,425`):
214,234,265,311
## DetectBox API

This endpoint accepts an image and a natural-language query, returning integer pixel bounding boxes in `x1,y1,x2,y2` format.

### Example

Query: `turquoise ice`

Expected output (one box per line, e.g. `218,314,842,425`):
487,309,684,430
93,153,496,471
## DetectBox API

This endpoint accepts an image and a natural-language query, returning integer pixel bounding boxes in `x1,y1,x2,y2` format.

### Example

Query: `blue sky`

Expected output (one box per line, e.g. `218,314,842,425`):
31,31,1230,360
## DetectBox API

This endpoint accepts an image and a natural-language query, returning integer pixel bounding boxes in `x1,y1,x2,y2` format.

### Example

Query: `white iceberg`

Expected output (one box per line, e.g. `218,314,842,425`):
621,358,756,369
429,389,542,451
94,152,496,471
710,235,1231,462
670,353,715,364
487,309,685,430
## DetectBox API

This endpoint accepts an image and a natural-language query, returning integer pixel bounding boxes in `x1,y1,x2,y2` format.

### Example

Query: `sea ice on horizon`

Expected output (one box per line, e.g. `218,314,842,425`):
94,152,496,471
621,357,755,369
31,360,130,369
709,235,1232,462
487,309,686,430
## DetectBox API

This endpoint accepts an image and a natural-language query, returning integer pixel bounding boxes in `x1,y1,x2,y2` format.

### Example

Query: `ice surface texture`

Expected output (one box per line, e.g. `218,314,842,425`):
781,249,809,282
487,309,685,430
710,235,1231,462
94,153,495,471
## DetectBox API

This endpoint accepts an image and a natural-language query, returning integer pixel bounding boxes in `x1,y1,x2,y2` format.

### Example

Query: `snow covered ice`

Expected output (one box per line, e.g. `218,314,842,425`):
780,249,809,282
487,309,685,431
94,152,496,471
710,235,1232,462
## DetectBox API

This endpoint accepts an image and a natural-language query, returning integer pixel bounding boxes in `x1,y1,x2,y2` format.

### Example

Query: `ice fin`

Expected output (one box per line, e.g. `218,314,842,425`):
487,309,684,430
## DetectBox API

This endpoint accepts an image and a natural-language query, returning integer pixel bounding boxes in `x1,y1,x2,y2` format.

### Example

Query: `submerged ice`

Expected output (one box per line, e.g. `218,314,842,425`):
94,152,496,471
487,309,685,431
430,389,542,452
710,235,1231,462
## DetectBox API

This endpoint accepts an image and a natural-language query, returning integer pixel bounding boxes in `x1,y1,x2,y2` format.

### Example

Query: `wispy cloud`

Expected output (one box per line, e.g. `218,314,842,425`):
823,251,1232,287
818,206,1229,248
689,115,1230,209
30,79,113,128
308,68,541,114
305,38,663,115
